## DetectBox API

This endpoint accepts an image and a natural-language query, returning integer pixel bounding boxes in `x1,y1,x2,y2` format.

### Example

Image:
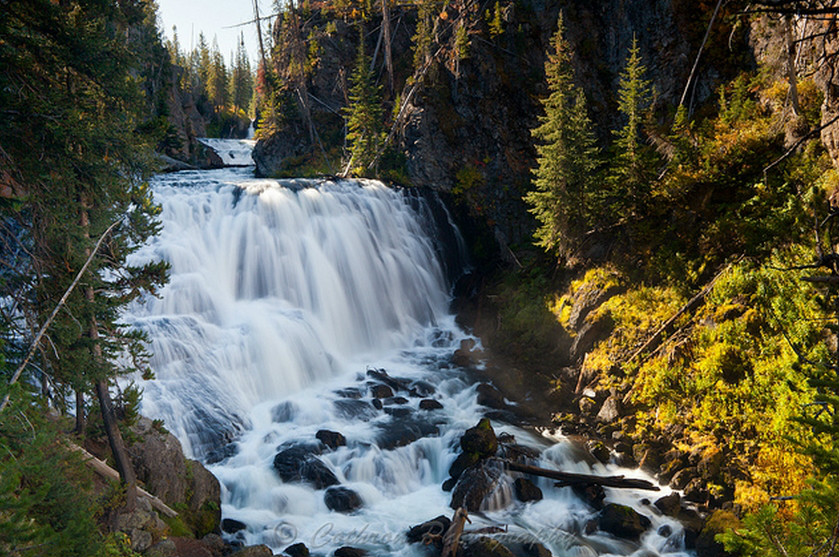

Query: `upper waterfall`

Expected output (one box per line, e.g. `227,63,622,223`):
197,137,257,166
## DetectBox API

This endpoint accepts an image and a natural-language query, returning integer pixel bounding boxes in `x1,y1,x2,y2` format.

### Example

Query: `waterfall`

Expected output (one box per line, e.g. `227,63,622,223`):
126,168,463,457
125,165,689,557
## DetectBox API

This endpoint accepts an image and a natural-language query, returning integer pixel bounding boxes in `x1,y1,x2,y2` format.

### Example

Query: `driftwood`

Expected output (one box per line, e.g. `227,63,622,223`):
441,507,470,557
68,443,178,518
501,460,660,492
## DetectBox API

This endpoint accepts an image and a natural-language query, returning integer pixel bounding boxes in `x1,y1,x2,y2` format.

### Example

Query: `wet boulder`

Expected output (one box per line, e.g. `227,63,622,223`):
299,458,340,489
367,368,410,392
420,398,444,410
504,539,552,557
451,460,506,512
271,401,298,422
316,430,346,450
384,406,412,418
407,515,451,549
498,443,540,464
461,536,515,557
585,440,611,464
448,451,481,481
221,518,247,534
460,418,498,458
333,399,378,420
335,387,363,399
273,444,338,489
513,478,543,502
324,486,363,513
283,542,310,557
370,384,394,399
376,416,440,450
598,503,652,540
572,483,605,510
654,492,682,517
476,383,507,410
334,548,367,557
409,381,436,397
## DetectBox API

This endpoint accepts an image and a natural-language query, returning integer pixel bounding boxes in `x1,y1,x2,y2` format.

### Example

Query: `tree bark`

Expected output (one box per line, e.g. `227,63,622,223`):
75,389,85,435
785,16,800,116
95,378,138,510
502,460,660,491
442,507,469,557
81,203,137,510
381,0,395,94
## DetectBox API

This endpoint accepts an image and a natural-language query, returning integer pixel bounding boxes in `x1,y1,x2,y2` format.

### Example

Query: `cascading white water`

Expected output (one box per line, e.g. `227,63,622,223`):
125,165,692,557
197,138,257,166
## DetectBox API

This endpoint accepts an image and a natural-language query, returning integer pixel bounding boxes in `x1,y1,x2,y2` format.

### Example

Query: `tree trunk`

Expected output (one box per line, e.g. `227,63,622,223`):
785,16,800,116
95,378,138,509
381,0,395,94
81,203,137,510
502,460,660,491
75,389,85,435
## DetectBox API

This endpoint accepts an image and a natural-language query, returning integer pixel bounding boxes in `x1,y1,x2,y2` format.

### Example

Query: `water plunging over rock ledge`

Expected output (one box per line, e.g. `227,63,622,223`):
124,165,693,556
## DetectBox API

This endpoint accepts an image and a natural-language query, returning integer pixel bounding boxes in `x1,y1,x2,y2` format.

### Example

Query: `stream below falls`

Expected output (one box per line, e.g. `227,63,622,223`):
124,163,691,557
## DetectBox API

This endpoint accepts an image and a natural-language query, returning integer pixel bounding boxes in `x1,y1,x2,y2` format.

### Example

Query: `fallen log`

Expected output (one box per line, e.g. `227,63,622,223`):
500,460,659,492
442,507,470,557
68,443,179,517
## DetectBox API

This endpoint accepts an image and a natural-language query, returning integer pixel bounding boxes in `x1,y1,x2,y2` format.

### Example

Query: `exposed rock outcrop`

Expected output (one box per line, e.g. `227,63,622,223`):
128,418,221,538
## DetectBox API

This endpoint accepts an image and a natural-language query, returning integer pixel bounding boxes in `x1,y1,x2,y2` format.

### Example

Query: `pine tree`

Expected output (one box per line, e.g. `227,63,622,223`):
344,33,385,176
524,14,601,260
230,33,253,113
0,0,168,512
196,32,212,97
208,37,229,109
413,0,434,70
489,1,504,39
609,35,657,218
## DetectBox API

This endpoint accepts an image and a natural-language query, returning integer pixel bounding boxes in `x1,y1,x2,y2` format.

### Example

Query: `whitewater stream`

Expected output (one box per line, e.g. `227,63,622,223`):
125,147,691,556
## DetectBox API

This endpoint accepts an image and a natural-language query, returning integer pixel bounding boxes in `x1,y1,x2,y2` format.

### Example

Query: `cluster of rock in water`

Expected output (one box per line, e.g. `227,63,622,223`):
202,365,727,557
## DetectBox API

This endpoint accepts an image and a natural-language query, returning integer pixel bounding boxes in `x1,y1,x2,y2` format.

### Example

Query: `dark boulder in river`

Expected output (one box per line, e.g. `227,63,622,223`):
324,486,363,513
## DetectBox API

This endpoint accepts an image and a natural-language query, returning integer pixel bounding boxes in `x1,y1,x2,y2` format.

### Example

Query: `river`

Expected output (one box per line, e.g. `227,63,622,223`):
123,153,690,556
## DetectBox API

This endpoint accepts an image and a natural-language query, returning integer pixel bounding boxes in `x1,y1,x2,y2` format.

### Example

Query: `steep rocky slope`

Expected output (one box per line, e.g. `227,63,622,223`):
253,0,746,246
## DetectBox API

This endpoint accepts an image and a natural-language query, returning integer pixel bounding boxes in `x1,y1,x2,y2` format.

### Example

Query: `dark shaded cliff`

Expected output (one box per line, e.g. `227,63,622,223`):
253,0,750,248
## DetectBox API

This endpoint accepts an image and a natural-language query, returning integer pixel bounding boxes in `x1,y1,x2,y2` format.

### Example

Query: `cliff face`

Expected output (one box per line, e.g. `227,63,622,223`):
254,0,743,245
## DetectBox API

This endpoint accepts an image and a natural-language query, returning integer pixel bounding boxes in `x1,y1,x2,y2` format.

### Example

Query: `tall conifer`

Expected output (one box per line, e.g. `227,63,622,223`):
344,32,384,176
525,14,600,260
609,35,657,217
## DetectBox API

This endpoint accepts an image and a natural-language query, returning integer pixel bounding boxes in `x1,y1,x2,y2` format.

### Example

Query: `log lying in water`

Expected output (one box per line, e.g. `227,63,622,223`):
499,460,660,492
442,507,470,557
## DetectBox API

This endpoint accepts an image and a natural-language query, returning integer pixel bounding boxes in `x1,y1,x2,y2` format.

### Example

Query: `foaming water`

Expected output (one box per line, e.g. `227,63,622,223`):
197,138,256,166
126,166,690,556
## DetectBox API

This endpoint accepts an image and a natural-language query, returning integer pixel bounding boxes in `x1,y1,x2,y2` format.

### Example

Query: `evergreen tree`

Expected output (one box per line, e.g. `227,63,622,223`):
524,14,600,260
230,33,253,113
168,25,184,66
195,32,212,100
0,0,168,513
412,0,434,69
488,1,504,39
344,33,385,176
208,38,229,109
609,35,657,217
